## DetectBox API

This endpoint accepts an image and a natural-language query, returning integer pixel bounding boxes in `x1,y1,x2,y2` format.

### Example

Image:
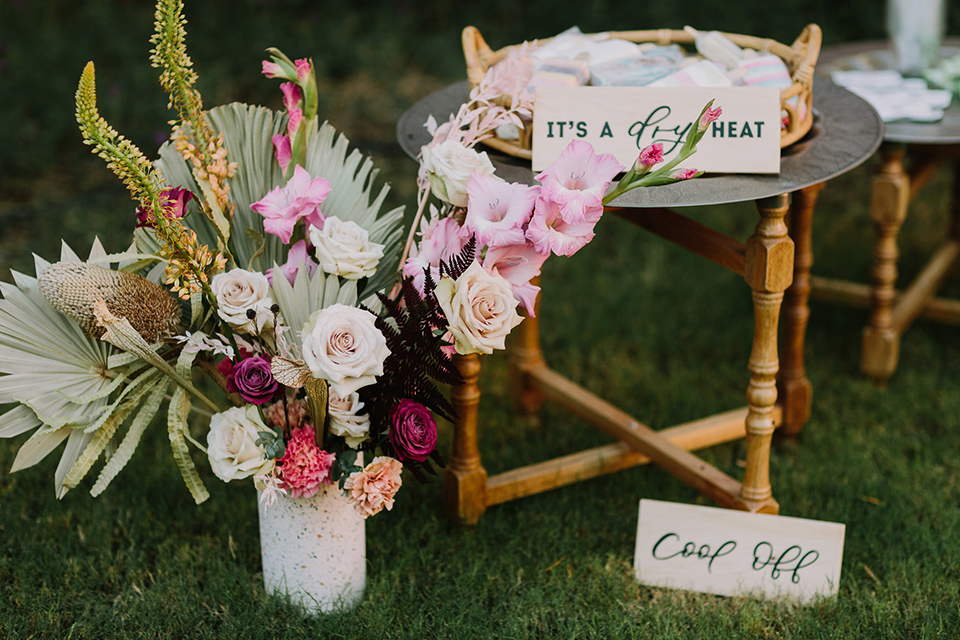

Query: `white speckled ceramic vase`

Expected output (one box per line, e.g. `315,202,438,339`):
257,483,366,614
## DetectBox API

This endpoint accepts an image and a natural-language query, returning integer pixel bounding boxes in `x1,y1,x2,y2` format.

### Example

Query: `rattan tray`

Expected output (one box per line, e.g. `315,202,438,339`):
463,24,822,159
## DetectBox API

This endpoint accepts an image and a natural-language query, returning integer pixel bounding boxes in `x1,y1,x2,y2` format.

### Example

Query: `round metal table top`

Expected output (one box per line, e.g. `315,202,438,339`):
396,77,883,208
818,40,960,145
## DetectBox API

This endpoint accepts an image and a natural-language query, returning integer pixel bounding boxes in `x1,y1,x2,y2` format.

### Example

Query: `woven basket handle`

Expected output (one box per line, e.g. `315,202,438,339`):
791,24,822,89
463,26,496,86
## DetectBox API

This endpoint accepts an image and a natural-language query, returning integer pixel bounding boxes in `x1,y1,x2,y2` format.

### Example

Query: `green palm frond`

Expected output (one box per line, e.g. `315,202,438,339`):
145,103,404,301
0,240,167,498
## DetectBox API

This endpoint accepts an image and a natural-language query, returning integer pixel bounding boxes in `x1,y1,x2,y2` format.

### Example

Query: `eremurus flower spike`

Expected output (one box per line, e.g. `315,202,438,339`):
151,0,237,258
75,62,165,213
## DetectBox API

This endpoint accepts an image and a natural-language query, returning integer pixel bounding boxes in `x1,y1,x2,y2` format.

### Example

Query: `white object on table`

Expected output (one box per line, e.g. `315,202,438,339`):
831,69,952,122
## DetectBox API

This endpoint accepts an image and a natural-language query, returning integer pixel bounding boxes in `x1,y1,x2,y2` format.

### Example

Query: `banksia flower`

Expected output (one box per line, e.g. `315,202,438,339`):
39,262,182,343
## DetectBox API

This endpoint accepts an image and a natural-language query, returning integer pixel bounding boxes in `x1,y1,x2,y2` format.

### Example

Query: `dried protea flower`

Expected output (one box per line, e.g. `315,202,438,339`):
38,262,181,343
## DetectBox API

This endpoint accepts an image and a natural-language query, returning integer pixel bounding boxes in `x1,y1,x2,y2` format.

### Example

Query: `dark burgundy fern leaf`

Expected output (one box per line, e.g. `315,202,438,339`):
437,235,478,281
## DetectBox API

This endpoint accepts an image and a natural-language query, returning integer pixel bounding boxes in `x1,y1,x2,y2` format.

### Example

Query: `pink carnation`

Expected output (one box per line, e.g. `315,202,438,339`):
277,426,335,498
343,456,403,518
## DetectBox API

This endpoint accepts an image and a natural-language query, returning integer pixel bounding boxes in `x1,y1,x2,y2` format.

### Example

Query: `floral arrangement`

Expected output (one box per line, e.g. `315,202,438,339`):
0,0,451,518
400,55,722,353
0,0,719,520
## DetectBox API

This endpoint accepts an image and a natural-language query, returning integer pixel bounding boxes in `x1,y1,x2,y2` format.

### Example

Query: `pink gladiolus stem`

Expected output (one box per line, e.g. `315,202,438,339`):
395,182,433,292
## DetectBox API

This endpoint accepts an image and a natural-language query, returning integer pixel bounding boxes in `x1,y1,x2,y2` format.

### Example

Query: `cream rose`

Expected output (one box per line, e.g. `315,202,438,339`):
435,261,523,355
211,268,274,334
308,216,384,280
328,390,371,447
301,303,390,396
207,405,274,482
420,140,496,208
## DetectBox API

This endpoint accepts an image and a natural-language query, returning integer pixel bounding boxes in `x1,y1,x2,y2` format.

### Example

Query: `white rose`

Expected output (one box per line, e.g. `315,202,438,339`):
207,405,274,482
435,261,523,355
301,303,390,396
308,216,384,280
420,140,496,208
328,390,371,447
211,268,275,334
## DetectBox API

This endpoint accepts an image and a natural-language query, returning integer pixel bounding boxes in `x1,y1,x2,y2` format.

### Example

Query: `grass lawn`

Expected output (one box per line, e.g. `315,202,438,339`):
1,156,959,638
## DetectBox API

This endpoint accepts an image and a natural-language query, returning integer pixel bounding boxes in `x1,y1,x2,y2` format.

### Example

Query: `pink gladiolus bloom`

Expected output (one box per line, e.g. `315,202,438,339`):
343,456,403,518
526,195,602,257
637,143,664,168
482,243,548,316
295,58,311,83
464,173,539,249
287,108,303,137
672,168,700,181
535,140,622,224
271,134,293,173
403,217,472,295
262,60,285,78
699,105,722,132
266,240,317,286
251,165,331,243
277,426,336,498
281,82,302,112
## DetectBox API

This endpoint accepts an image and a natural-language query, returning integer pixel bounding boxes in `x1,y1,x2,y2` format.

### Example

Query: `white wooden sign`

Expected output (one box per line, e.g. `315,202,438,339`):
634,499,845,603
532,86,782,174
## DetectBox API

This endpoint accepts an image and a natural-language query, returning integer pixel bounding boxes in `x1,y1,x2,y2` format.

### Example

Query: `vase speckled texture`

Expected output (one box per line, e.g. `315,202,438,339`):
257,483,366,614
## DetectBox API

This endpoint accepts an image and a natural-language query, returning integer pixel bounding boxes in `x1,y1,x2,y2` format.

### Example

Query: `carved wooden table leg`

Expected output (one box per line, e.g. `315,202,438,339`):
444,353,488,524
779,182,824,436
734,194,794,515
862,145,910,385
509,277,547,417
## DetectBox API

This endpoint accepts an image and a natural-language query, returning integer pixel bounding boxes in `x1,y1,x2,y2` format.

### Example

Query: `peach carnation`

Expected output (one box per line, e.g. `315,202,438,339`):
263,398,308,431
343,456,403,518
277,425,334,498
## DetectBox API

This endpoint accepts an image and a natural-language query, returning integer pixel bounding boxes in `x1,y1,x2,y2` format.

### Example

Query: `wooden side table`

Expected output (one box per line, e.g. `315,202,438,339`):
814,42,960,386
397,78,882,524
